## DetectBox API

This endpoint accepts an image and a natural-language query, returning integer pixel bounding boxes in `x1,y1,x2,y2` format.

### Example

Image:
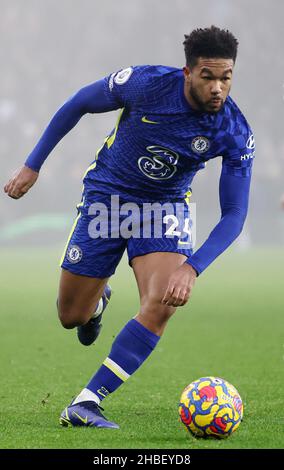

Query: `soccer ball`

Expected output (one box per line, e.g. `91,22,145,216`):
179,376,243,439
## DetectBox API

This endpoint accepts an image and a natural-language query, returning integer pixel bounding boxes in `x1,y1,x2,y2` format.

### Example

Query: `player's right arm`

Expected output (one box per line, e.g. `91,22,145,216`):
4,78,123,199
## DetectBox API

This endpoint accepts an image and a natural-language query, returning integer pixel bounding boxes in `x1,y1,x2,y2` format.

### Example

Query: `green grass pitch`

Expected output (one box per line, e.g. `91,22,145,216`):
0,247,283,449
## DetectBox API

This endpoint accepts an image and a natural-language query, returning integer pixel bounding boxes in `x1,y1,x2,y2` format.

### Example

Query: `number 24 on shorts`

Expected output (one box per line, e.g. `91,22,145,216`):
163,215,195,247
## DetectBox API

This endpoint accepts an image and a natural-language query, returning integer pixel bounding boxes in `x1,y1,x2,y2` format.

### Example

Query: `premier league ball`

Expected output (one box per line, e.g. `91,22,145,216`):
179,376,243,438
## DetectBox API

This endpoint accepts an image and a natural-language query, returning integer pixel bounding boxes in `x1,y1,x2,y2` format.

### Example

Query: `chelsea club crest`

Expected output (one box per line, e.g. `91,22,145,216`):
191,136,210,154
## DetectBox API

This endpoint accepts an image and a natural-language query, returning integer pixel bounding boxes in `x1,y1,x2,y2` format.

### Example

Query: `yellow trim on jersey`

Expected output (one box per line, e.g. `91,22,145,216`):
83,107,125,181
184,189,192,205
60,108,126,268
59,212,82,266
106,108,125,149
103,357,130,382
60,128,110,268
82,140,107,179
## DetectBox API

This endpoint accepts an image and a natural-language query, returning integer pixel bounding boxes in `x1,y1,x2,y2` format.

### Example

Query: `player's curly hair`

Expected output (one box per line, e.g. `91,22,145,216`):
183,26,238,68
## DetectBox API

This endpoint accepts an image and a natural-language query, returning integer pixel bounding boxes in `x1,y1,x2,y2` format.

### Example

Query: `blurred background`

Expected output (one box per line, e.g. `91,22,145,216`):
0,0,283,247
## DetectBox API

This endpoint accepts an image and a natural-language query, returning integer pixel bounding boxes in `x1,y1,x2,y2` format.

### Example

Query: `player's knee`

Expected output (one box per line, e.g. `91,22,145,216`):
56,299,86,329
58,309,80,329
60,317,79,329
140,294,176,324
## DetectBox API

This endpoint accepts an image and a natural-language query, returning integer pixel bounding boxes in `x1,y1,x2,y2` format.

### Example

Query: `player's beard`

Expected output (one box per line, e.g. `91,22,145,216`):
189,84,225,114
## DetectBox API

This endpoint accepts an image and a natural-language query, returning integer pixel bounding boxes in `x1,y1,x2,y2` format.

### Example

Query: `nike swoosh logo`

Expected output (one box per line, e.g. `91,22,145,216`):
141,116,159,124
72,411,88,424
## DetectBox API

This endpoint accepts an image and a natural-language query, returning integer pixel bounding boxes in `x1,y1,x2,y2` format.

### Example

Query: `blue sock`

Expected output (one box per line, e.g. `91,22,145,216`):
86,319,160,401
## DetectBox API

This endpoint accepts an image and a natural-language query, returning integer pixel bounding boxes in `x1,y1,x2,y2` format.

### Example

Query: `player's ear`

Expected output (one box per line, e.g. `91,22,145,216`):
183,66,191,82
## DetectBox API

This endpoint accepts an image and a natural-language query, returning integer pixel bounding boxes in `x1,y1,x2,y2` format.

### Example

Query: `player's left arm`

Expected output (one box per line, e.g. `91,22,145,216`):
162,128,255,307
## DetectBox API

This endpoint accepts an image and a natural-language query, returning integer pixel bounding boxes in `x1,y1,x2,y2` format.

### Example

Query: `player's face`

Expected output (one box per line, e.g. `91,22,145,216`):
183,58,234,113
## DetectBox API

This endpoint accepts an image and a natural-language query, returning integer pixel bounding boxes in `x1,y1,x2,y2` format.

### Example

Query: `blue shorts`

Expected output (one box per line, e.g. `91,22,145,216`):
60,191,193,278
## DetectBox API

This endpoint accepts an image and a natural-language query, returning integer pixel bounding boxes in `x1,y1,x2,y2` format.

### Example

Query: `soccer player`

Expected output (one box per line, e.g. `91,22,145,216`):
4,26,255,429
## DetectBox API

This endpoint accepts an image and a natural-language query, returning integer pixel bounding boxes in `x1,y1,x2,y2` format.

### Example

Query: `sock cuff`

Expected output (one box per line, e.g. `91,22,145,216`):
125,319,160,350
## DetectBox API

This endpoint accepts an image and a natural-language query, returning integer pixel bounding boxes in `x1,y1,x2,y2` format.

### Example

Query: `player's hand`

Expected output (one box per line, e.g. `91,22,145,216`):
162,263,197,307
4,166,39,199
280,194,284,210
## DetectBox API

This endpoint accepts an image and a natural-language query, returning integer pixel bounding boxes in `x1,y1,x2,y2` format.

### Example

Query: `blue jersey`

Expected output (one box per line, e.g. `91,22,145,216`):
25,64,255,275
83,65,254,202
